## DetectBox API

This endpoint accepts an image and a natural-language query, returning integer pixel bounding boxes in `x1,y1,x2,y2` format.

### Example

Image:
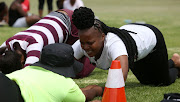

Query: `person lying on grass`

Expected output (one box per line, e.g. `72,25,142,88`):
0,43,103,102
8,0,40,27
72,7,180,86
0,8,95,78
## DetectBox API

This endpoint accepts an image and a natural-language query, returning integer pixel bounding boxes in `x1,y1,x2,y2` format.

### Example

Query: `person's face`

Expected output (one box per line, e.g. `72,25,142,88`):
79,27,105,58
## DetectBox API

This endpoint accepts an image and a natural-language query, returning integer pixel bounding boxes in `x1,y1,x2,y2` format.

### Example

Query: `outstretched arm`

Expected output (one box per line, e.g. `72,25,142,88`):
81,85,104,102
115,55,129,81
24,43,42,67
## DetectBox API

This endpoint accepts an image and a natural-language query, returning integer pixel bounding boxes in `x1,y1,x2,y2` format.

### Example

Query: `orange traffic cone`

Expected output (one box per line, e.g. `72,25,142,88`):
102,60,126,102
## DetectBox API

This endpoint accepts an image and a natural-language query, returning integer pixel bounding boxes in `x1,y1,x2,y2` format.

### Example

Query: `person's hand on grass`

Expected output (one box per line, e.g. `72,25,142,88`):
91,100,101,102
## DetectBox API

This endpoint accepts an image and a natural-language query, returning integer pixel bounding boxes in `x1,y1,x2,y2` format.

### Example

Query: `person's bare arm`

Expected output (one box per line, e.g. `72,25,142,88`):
14,2,27,17
81,85,103,102
115,55,129,81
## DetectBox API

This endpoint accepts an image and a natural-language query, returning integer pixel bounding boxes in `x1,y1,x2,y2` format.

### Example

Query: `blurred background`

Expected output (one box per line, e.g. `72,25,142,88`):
0,0,180,101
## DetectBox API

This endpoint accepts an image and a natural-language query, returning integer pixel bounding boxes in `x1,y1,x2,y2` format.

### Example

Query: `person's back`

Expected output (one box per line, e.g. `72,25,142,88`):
6,66,85,102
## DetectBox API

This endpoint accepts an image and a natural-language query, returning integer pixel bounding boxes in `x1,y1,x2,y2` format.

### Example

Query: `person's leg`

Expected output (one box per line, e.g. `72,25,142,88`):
132,49,172,86
0,72,23,102
47,0,53,13
56,0,64,9
171,53,180,77
171,53,180,68
132,23,178,86
167,59,178,83
39,0,45,18
81,85,103,102
13,16,40,27
75,56,96,78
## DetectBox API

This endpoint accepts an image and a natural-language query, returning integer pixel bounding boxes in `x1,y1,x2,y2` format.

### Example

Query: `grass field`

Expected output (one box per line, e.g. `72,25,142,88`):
1,0,180,101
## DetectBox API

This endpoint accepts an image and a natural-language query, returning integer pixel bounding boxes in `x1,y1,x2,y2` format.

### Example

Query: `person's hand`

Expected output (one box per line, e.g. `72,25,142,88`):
90,100,101,102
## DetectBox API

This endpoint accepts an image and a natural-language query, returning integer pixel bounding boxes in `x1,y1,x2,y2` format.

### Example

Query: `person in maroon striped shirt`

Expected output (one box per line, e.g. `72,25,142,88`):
0,9,95,78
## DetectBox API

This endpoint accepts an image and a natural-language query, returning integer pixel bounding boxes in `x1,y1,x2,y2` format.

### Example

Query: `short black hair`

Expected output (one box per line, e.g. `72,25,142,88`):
72,7,95,30
0,50,22,74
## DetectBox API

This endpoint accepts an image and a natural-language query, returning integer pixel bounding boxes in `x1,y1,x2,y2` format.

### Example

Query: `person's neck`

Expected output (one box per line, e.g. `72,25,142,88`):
70,0,76,6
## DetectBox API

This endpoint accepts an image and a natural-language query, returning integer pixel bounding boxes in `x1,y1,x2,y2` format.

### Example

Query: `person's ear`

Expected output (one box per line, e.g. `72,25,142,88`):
20,53,25,65
101,33,105,41
15,50,25,67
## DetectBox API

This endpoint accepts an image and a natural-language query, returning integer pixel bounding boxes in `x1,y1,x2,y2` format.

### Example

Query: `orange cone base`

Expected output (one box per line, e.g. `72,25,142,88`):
102,87,126,102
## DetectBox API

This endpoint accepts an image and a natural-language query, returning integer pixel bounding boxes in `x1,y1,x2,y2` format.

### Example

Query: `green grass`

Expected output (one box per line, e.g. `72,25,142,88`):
1,0,180,101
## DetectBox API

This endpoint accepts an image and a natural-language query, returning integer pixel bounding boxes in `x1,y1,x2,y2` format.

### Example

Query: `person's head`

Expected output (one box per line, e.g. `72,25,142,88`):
0,42,27,74
72,7,138,69
0,48,22,74
72,7,109,58
32,43,79,77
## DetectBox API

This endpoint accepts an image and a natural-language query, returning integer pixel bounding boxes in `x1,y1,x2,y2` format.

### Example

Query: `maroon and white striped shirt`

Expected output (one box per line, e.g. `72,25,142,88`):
0,10,78,67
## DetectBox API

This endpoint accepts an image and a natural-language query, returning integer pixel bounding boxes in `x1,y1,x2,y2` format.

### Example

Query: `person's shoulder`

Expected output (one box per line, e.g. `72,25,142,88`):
106,32,120,40
105,33,123,46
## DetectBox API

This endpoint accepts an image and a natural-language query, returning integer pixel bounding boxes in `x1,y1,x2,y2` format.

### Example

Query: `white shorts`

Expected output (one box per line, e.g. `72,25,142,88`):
12,17,28,27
